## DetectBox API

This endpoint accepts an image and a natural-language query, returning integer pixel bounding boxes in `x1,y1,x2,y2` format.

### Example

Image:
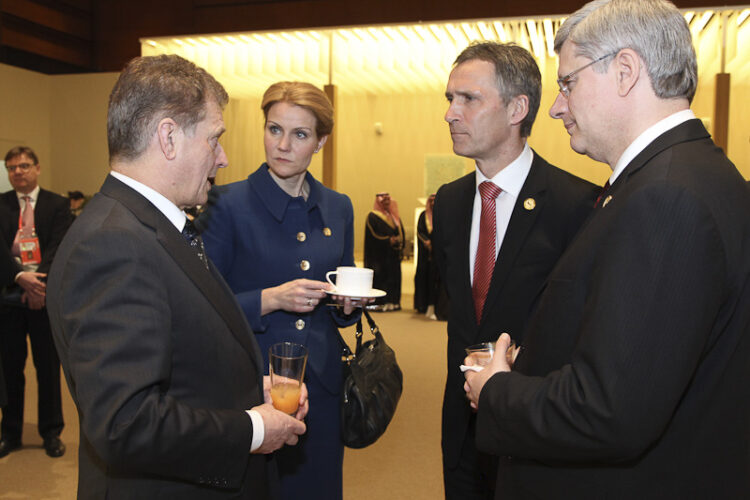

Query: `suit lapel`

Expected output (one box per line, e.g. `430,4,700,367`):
155,224,263,373
100,175,262,371
479,154,547,330
612,119,710,196
33,189,52,240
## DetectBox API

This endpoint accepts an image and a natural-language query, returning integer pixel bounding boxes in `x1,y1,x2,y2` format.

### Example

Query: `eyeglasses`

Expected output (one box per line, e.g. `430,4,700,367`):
5,163,35,173
557,52,617,97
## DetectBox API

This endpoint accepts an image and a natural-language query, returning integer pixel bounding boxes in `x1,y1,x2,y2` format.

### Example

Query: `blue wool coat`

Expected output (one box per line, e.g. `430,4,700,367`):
202,164,357,394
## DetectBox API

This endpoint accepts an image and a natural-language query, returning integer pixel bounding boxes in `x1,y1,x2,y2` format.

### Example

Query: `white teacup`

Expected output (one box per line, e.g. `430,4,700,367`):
326,267,373,296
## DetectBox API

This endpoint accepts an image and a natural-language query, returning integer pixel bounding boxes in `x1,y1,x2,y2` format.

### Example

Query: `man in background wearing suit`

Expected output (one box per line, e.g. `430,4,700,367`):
465,0,750,497
0,146,72,459
47,54,306,498
432,42,597,499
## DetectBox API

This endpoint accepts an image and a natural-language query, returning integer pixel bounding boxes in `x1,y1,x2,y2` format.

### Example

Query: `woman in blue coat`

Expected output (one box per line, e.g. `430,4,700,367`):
201,82,360,500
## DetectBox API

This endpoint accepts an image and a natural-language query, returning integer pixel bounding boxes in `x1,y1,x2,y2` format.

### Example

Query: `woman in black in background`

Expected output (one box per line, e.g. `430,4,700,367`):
414,194,448,320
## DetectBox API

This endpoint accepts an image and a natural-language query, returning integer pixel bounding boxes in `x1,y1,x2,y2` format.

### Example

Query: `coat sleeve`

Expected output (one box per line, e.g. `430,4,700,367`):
476,183,726,463
52,226,254,487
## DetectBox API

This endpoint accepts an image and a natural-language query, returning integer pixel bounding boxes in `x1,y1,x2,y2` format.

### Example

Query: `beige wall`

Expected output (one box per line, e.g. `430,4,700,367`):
0,62,116,197
0,64,51,190
50,72,119,196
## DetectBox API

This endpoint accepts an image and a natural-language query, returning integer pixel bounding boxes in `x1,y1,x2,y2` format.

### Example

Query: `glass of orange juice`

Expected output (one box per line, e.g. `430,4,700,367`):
269,342,308,415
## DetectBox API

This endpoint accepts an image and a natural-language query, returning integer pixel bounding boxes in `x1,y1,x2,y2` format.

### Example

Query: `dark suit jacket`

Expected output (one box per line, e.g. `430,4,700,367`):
0,187,72,277
432,151,598,468
477,119,750,498
47,175,273,499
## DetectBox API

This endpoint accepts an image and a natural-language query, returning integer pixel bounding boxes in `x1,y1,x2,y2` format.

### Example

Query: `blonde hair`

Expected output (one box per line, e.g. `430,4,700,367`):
261,82,334,138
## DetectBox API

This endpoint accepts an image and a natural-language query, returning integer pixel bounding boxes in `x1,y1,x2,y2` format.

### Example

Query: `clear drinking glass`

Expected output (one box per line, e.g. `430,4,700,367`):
269,342,308,415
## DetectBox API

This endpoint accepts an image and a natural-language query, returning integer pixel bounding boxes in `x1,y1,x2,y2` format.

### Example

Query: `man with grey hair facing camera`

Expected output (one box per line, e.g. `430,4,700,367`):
47,54,307,499
464,1,750,498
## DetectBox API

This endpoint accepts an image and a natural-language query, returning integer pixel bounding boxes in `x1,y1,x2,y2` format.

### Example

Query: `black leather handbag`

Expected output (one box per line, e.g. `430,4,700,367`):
337,309,403,448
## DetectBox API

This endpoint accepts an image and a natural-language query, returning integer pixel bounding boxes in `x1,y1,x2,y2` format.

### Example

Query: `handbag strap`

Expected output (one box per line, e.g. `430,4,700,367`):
362,309,382,340
337,309,382,361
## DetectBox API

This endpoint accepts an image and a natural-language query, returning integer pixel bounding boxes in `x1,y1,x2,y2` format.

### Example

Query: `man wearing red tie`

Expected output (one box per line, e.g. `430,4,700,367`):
432,42,598,499
0,146,72,458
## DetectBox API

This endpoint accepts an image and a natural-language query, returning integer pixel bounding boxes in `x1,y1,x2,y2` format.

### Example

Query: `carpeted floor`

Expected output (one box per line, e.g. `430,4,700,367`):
0,302,448,499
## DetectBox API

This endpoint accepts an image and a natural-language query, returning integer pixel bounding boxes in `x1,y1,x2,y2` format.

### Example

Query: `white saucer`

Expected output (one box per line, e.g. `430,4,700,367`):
325,288,386,298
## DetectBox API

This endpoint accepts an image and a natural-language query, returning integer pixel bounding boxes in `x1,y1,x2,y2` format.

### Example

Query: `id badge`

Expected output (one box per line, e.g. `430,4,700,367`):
19,236,41,265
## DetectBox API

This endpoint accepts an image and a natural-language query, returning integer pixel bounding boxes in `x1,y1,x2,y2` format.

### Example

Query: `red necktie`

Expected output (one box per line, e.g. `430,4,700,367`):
473,181,502,323
11,195,35,257
594,181,611,208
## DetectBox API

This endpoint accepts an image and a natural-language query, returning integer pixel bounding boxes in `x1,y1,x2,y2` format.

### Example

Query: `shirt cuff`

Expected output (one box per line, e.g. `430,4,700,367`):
246,409,264,452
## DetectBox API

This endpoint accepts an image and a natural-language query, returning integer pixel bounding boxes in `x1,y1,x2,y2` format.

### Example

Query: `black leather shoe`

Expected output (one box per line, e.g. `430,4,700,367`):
0,438,21,458
43,437,65,458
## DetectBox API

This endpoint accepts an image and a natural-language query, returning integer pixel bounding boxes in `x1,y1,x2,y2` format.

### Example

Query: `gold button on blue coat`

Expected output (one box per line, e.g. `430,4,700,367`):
300,260,310,271
297,232,306,242
295,319,305,330
323,227,332,236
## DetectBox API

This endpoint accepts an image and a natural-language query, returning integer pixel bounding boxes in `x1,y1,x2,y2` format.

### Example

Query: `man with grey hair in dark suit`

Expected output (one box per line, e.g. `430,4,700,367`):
465,1,750,497
48,54,307,499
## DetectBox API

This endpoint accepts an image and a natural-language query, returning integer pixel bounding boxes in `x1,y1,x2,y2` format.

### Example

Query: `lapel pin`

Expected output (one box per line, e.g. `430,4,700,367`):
323,227,332,236
523,198,536,211
602,195,613,207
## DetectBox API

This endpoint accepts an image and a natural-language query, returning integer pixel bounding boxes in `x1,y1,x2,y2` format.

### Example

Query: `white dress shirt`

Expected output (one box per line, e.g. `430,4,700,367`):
609,109,696,184
469,142,533,285
110,171,265,452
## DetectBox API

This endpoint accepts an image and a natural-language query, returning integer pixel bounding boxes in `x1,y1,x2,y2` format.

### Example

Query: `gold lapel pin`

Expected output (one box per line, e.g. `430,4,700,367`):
523,198,536,211
602,195,613,207
323,227,332,237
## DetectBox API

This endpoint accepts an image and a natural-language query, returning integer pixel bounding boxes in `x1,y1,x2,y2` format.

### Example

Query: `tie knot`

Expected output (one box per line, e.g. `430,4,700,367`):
22,195,31,203
182,219,198,241
478,181,502,201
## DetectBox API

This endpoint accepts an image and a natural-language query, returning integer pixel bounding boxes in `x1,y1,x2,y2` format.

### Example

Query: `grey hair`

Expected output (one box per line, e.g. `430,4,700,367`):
107,54,229,162
454,42,542,137
554,0,697,103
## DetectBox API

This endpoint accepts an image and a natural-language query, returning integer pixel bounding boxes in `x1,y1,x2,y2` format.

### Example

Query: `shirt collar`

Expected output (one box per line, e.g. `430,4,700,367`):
110,170,187,232
16,185,40,202
475,142,533,199
611,109,696,184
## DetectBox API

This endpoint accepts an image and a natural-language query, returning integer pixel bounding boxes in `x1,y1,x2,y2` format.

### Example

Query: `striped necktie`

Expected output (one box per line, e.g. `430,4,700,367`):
11,195,35,257
473,181,502,324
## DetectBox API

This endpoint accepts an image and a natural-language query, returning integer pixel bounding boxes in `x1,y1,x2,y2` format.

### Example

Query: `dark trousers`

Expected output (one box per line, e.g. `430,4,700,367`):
443,414,497,500
0,305,64,442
